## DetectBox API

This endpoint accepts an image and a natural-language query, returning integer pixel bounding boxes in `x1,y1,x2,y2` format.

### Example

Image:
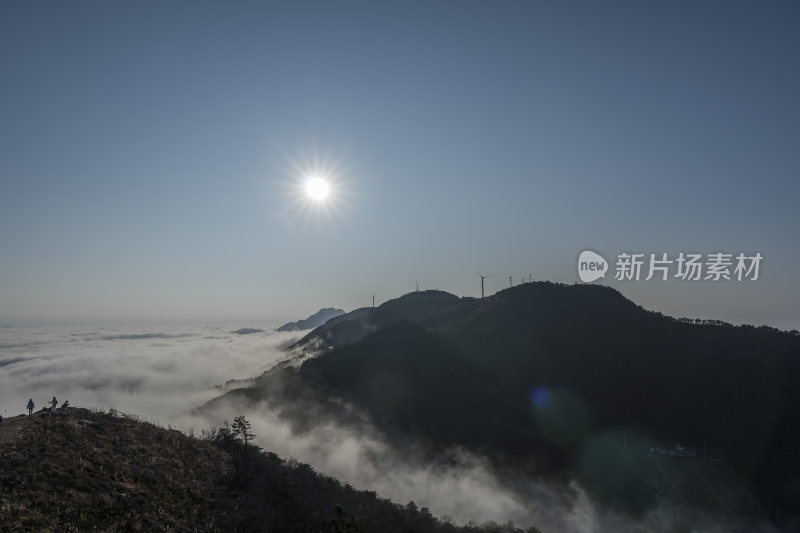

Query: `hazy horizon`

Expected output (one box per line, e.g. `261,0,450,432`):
2,281,798,332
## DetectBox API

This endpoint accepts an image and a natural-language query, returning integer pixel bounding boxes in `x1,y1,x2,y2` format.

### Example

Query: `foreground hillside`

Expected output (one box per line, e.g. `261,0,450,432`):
207,282,799,531
0,409,540,532
0,409,223,531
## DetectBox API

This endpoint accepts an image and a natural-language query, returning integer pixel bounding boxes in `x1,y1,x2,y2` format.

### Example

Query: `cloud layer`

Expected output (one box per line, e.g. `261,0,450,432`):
0,325,296,422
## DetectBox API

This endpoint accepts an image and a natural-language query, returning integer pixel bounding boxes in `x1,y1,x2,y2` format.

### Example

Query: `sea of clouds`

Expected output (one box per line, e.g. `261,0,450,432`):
0,324,296,423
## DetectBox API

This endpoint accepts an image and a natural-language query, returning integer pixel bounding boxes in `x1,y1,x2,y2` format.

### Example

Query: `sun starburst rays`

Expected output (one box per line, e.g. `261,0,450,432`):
281,147,352,224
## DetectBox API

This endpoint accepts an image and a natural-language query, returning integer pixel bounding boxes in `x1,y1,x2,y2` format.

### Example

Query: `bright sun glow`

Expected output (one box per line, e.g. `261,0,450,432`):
304,177,330,201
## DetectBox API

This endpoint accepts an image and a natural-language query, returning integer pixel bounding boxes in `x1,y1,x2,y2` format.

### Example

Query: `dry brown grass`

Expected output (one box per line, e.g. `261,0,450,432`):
0,409,229,532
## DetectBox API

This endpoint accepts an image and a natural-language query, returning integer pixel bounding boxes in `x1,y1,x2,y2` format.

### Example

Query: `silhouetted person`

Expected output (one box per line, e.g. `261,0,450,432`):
49,396,57,413
61,400,70,413
27,399,34,416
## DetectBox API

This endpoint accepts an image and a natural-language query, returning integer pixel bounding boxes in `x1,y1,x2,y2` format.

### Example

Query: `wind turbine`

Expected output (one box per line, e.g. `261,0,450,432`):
372,292,376,308
477,272,493,299
416,281,419,293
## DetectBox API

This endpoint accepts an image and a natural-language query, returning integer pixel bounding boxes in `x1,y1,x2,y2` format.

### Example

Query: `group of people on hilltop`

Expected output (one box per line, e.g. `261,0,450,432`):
26,396,69,416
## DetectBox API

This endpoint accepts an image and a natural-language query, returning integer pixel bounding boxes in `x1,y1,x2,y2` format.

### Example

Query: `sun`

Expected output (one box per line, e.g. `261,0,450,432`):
282,149,349,220
304,176,330,202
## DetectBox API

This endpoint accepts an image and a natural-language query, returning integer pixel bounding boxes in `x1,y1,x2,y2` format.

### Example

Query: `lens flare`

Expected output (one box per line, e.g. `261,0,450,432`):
529,386,553,409
529,386,591,445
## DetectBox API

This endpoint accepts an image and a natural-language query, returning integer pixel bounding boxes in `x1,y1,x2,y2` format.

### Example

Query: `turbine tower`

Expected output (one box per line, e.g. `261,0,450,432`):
372,293,376,308
477,272,492,299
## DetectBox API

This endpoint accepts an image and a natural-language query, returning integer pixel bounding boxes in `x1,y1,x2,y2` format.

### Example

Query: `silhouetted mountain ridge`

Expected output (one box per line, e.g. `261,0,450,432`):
210,282,800,529
291,290,464,350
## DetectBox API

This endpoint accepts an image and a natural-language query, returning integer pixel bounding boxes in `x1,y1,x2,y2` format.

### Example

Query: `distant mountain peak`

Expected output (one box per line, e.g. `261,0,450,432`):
275,308,346,332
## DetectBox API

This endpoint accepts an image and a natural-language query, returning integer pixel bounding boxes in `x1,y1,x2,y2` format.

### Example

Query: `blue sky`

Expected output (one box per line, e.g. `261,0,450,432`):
1,1,798,327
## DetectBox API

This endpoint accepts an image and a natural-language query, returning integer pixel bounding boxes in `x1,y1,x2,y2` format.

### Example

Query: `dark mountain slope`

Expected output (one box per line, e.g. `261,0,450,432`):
298,321,563,466
435,284,799,484
210,282,800,528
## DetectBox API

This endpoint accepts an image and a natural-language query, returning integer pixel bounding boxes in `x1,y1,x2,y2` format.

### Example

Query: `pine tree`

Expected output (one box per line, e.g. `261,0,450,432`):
232,415,255,450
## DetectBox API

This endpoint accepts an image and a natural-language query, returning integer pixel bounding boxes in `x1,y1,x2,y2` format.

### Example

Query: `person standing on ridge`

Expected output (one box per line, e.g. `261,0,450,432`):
27,399,34,416
49,396,57,413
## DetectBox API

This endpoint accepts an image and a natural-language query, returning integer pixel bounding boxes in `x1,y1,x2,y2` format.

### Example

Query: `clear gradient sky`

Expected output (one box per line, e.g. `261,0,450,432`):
1,1,798,327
